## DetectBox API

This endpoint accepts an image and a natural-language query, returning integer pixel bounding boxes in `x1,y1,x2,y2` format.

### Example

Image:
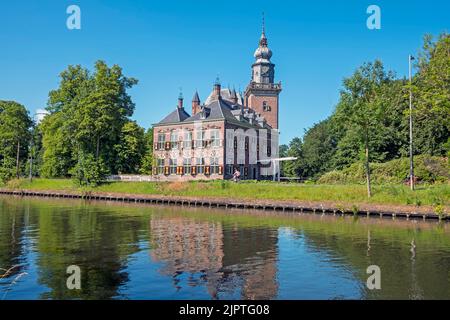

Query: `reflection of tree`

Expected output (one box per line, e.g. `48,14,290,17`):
149,217,278,300
0,198,28,278
299,221,450,300
35,203,144,299
0,198,146,299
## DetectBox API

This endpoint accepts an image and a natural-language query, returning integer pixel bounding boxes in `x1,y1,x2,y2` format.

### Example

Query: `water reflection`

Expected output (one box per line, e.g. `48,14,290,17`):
0,196,450,300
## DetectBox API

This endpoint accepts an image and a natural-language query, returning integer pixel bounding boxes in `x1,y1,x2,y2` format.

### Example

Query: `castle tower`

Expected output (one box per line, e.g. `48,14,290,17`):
244,15,281,129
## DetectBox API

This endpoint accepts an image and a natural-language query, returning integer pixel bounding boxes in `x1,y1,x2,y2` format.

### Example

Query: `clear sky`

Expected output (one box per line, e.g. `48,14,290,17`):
1,0,449,144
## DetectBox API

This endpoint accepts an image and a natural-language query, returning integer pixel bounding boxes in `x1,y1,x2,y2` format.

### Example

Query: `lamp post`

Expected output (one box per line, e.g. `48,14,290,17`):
409,54,415,191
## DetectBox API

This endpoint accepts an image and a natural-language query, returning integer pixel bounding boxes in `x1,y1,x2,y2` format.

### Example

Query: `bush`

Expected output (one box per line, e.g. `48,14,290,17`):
317,155,449,184
0,157,16,185
70,153,109,187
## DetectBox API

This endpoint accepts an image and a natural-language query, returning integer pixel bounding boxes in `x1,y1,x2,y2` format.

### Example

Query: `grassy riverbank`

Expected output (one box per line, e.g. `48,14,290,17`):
2,178,449,209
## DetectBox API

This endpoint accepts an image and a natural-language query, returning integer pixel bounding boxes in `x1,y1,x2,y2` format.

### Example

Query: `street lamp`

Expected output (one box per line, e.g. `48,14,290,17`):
409,54,415,191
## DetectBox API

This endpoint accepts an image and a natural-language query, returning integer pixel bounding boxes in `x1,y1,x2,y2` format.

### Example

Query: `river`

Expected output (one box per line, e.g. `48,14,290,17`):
0,195,449,300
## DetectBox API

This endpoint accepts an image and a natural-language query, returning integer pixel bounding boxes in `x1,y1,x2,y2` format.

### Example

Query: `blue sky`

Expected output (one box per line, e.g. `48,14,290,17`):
1,0,449,144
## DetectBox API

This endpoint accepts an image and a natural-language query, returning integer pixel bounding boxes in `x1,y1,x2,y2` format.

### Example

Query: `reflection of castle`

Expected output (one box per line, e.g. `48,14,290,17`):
149,217,278,299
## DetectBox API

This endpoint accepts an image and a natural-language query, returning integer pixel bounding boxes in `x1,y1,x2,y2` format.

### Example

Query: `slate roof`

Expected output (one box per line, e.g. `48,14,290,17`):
156,96,269,129
157,107,191,124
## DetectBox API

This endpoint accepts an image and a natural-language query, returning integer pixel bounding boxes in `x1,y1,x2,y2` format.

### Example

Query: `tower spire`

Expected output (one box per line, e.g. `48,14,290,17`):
262,12,265,36
259,12,268,47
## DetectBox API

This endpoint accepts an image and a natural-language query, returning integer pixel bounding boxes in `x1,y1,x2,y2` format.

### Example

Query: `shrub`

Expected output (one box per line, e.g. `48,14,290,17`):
317,155,449,184
70,153,109,187
0,157,16,185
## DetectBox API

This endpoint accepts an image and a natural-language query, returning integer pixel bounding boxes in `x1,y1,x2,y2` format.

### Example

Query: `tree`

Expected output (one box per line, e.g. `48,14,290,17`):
0,101,33,182
413,33,450,156
70,152,108,187
41,61,139,180
279,144,289,177
140,127,154,175
281,33,448,185
334,61,394,197
41,65,90,177
73,61,138,166
115,121,146,174
301,119,338,178
283,138,304,178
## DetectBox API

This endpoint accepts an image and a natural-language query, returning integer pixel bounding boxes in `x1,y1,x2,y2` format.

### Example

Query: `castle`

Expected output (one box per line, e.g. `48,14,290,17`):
153,21,281,181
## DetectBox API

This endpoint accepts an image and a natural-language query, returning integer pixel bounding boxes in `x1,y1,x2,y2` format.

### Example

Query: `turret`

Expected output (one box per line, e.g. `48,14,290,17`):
192,91,200,115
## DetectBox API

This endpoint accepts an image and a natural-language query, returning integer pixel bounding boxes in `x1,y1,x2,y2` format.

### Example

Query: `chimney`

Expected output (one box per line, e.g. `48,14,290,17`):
192,91,200,115
230,88,238,104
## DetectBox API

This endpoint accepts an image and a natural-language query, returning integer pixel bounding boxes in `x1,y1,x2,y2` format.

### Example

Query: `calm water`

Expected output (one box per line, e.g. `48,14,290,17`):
0,195,449,300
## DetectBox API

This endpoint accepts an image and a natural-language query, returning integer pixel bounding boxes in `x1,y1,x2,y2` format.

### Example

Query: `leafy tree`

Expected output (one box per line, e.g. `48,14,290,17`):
73,61,138,165
41,65,91,177
115,121,146,174
290,33,449,184
301,119,338,178
0,101,33,182
24,123,44,181
413,33,450,156
140,127,154,174
41,61,138,180
70,152,109,187
283,137,304,178
334,60,394,197
279,144,288,177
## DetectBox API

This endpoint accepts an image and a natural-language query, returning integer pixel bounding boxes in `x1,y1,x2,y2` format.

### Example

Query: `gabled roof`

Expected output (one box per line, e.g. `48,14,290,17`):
157,107,190,125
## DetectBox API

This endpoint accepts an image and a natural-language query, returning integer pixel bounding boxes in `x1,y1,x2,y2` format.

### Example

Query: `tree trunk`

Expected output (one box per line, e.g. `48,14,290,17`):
16,140,20,179
365,134,372,198
29,147,33,182
96,137,100,159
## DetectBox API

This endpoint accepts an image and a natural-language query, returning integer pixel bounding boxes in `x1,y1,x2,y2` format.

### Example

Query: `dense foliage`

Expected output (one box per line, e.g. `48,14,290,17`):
37,61,151,185
318,155,449,185
283,33,449,182
0,61,153,186
0,101,33,183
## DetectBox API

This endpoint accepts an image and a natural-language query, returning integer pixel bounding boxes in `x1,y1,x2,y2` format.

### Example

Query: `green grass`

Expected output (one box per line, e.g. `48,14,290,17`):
2,178,449,208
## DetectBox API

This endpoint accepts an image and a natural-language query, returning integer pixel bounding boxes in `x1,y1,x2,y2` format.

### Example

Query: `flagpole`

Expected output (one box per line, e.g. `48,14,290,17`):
409,55,414,191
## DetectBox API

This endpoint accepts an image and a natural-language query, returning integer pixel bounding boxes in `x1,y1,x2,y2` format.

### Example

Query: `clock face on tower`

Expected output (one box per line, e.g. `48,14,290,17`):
261,66,269,76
